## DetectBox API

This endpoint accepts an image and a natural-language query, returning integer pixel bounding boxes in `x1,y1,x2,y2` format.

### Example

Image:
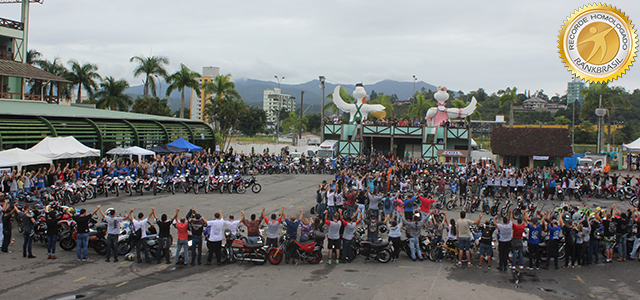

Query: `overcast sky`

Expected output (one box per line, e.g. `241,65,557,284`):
4,0,640,96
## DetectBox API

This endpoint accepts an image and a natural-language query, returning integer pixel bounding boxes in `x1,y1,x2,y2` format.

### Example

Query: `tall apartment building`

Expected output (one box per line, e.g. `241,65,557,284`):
263,87,295,124
190,66,220,120
567,76,585,105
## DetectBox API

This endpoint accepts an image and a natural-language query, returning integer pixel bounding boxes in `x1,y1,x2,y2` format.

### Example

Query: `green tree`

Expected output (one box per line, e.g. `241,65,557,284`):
498,87,518,127
580,83,630,146
575,120,596,144
166,64,201,119
66,60,101,104
130,55,170,97
26,49,41,65
94,77,131,111
132,96,173,116
282,111,308,133
407,91,434,119
202,74,241,128
36,57,71,99
203,93,247,149
306,113,321,133
237,106,267,137
554,116,571,125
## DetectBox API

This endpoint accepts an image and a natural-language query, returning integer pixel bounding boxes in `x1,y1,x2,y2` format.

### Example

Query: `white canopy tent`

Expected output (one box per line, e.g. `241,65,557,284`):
106,147,133,155
0,158,19,168
126,146,156,161
0,148,52,169
28,136,100,159
622,137,640,151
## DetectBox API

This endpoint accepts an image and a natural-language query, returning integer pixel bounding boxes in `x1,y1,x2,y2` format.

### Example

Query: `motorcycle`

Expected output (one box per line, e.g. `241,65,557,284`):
59,218,108,255
221,229,267,264
267,234,323,265
350,227,391,263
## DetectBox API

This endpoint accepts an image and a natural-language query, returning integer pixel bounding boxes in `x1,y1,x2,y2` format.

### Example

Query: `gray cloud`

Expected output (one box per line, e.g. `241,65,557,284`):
5,0,640,95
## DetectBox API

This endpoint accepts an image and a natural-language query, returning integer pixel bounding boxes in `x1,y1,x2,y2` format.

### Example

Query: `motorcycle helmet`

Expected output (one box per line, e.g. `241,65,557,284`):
106,208,115,216
125,253,136,261
68,207,76,215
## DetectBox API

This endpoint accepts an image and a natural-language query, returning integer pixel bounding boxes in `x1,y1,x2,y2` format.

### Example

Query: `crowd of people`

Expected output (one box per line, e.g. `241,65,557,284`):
1,150,639,273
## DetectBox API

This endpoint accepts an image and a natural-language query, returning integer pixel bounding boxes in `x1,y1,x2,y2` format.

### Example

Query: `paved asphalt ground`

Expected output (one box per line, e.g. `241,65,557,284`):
0,173,638,300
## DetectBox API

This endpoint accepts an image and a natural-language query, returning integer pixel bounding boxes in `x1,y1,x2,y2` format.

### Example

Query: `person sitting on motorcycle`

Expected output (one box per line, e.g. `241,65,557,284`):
240,207,265,244
300,218,313,243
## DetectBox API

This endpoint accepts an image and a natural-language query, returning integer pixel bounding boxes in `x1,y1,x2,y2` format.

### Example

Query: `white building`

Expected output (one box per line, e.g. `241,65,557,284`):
263,87,295,123
190,66,220,121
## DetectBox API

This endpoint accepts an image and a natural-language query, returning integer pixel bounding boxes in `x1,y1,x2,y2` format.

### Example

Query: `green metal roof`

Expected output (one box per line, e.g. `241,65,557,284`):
0,99,200,123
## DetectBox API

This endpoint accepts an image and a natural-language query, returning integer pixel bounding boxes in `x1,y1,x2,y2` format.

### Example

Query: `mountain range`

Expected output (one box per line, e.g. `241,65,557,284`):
125,79,438,114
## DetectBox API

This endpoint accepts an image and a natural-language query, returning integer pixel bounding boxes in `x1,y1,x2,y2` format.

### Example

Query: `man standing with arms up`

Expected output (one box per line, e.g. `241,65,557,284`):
205,210,225,265
98,207,133,262
456,211,482,268
494,209,512,271
241,207,265,244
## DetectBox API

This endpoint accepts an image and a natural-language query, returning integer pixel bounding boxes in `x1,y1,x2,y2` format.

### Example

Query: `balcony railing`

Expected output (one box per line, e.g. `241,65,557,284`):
0,92,60,104
0,50,13,61
0,17,24,30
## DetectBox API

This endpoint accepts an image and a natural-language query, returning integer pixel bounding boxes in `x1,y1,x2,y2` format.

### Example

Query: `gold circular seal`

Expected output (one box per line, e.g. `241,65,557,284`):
558,3,638,83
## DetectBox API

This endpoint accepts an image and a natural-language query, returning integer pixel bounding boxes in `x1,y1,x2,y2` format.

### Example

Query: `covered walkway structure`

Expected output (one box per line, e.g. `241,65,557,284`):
0,100,215,155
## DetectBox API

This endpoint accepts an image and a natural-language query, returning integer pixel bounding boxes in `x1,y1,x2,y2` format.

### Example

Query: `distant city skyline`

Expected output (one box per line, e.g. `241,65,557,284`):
4,1,640,95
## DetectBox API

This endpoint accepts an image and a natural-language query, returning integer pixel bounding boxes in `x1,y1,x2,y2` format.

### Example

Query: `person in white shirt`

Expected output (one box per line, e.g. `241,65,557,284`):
224,215,240,237
132,207,154,263
205,210,225,265
99,207,133,262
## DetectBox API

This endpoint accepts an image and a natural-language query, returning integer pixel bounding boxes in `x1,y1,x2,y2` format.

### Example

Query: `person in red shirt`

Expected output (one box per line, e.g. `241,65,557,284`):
175,214,190,265
511,215,527,270
418,193,436,221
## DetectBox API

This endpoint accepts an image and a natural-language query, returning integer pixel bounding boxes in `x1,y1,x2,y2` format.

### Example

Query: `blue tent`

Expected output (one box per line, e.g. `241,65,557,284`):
150,144,186,154
168,137,202,152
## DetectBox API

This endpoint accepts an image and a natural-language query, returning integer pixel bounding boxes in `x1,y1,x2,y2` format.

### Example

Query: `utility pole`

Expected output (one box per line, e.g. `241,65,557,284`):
299,91,304,146
319,76,325,141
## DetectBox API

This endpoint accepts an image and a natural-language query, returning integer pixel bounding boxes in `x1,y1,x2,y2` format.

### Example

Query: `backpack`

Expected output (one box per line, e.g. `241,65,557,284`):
384,198,391,210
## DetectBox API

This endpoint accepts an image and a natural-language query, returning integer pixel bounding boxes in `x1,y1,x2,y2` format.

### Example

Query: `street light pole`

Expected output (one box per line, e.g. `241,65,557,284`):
595,94,606,154
319,76,325,141
299,91,304,146
413,75,417,103
274,76,285,144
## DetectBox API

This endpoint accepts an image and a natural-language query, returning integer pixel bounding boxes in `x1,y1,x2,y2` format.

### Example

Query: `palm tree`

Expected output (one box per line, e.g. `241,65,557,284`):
408,92,435,120
94,77,132,111
498,87,518,127
130,55,170,97
36,57,69,97
66,60,101,104
281,111,308,133
166,64,201,119
26,49,41,65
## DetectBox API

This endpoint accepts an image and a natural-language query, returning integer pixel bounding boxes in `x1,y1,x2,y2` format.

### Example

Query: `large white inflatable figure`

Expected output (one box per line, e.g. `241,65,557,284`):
425,86,477,126
332,83,386,124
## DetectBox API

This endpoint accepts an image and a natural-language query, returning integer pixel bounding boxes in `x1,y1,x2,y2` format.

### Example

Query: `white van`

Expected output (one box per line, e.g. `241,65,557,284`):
317,140,339,158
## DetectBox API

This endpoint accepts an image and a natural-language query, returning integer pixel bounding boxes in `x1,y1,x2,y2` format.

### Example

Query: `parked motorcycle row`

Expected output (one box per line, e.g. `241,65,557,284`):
14,173,263,208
